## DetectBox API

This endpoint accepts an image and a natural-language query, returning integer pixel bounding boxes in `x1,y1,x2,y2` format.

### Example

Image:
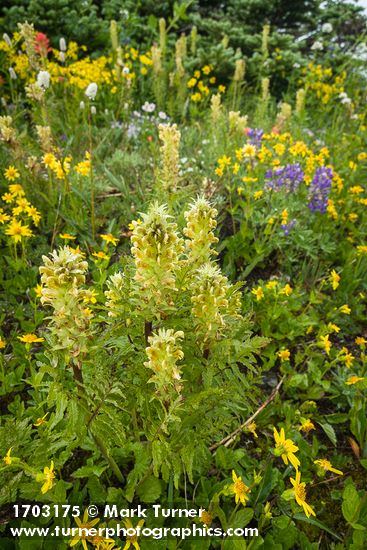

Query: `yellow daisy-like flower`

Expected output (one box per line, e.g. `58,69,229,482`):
299,419,315,433
339,304,351,315
5,219,33,243
33,413,49,427
319,334,331,355
0,211,10,224
346,375,365,385
280,283,293,296
251,286,264,301
122,518,145,550
1,192,14,203
34,284,43,298
314,459,343,475
100,233,119,246
3,448,12,465
92,251,110,261
230,471,251,506
4,165,20,181
8,184,25,197
38,461,56,494
277,349,290,362
273,427,300,469
330,269,340,290
290,470,316,518
0,336,6,349
59,233,76,240
199,510,213,526
18,333,44,344
355,337,366,347
254,190,263,200
70,509,100,550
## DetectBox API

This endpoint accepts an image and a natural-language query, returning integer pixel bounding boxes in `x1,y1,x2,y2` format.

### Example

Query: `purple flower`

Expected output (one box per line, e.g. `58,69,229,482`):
281,219,297,235
247,128,264,147
265,163,304,192
307,167,333,213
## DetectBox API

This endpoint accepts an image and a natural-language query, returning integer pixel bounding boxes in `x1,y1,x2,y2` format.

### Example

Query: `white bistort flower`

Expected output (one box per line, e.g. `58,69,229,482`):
59,37,67,51
9,67,17,80
85,82,98,100
311,41,324,51
322,23,333,33
37,70,51,90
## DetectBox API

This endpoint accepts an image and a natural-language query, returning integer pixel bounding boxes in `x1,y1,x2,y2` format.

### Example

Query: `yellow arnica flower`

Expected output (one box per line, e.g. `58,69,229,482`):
34,284,43,298
273,427,300,469
230,471,251,506
280,283,293,296
18,333,44,344
346,376,365,385
5,219,33,242
92,251,110,260
290,470,316,518
278,349,290,362
100,233,118,246
299,419,315,433
200,510,213,526
355,337,366,346
123,518,145,550
4,165,20,181
330,269,340,290
0,336,6,349
59,233,76,240
70,509,100,550
252,286,264,301
38,461,56,494
314,459,343,475
33,413,49,427
340,304,351,314
320,334,331,355
3,448,12,465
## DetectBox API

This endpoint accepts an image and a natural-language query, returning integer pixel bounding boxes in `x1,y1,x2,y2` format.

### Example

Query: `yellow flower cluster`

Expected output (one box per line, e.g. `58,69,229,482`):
302,63,346,105
188,65,223,103
1,167,41,244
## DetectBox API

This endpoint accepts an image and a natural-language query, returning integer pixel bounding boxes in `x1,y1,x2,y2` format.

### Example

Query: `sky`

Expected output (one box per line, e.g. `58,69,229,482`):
357,0,367,10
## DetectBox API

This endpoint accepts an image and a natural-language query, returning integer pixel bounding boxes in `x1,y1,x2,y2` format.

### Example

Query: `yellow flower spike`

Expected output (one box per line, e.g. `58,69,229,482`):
273,427,300,469
290,470,316,518
33,413,49,427
3,448,13,465
277,349,290,362
314,459,343,475
18,333,44,344
230,471,251,506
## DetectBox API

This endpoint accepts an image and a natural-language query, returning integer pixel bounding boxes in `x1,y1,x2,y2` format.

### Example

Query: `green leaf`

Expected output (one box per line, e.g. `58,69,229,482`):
342,483,361,524
293,514,343,541
318,422,337,446
72,464,107,478
229,508,254,529
136,476,162,503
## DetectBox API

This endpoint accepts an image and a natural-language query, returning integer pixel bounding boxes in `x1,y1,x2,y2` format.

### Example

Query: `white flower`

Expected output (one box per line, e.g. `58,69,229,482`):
59,51,65,63
122,67,130,75
91,106,97,115
341,97,352,105
311,41,323,51
159,111,167,119
142,101,156,113
339,92,347,99
79,101,85,110
3,33,12,47
36,70,50,89
322,23,333,33
85,82,98,100
9,67,17,80
59,37,67,51
293,62,301,69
